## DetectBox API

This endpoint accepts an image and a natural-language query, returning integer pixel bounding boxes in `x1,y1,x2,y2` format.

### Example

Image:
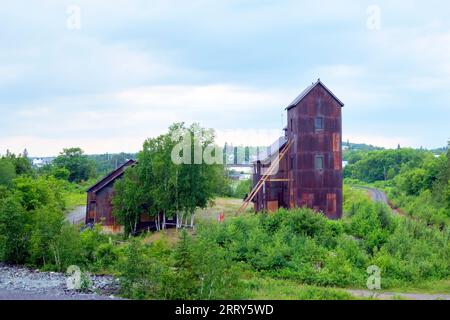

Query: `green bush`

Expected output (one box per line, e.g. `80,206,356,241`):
234,179,251,199
29,205,64,268
116,230,243,300
0,195,30,263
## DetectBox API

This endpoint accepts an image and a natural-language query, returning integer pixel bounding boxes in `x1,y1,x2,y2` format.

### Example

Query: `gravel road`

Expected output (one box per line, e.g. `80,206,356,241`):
0,263,121,300
354,186,389,204
65,205,86,224
347,289,450,300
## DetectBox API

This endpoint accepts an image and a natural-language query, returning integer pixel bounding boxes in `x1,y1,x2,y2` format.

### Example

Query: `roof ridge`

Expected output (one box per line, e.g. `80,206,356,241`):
286,79,344,110
86,159,136,193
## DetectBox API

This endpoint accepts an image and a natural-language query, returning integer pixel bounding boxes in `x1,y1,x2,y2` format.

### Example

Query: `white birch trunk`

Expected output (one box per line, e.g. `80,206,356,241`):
162,213,166,230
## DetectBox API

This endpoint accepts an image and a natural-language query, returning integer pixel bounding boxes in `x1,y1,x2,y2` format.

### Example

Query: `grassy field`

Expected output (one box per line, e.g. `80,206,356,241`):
141,197,245,246
63,190,86,211
389,280,450,295
196,197,251,222
242,277,355,300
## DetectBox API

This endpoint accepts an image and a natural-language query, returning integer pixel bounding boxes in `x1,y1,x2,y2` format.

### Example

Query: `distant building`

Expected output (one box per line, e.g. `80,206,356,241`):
31,157,54,167
85,159,175,233
86,160,135,232
250,80,344,219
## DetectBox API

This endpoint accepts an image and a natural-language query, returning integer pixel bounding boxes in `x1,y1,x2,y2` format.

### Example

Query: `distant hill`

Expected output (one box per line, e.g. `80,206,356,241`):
343,142,384,151
430,146,449,155
88,153,136,175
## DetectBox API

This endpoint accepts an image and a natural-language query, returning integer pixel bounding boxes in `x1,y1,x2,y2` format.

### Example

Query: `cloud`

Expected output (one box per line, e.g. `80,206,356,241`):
343,134,413,150
1,0,450,155
311,64,397,110
4,84,290,156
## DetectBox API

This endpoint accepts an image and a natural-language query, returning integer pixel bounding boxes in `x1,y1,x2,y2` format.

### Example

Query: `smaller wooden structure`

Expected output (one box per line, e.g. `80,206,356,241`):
85,159,136,232
85,159,178,233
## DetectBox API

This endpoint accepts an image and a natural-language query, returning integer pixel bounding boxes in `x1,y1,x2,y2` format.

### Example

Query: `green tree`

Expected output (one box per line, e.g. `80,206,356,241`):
53,147,95,182
396,168,428,196
0,195,30,263
112,167,146,235
113,123,224,235
117,239,153,299
234,179,251,199
13,176,65,211
29,205,64,267
13,155,33,176
0,158,16,187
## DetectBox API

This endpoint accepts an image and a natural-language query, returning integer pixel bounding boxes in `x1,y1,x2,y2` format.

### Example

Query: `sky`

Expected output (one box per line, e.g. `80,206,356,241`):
1,0,449,156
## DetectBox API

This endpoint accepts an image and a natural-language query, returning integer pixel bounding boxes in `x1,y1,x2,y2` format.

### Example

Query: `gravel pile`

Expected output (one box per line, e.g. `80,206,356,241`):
0,263,121,300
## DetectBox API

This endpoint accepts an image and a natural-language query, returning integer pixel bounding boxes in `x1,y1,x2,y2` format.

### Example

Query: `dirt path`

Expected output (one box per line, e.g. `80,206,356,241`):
354,186,407,216
65,205,85,224
0,263,120,300
354,186,389,204
347,289,450,300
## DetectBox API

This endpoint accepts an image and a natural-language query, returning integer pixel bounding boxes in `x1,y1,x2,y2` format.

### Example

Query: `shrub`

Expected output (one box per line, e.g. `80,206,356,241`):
29,205,64,267
116,230,243,300
0,195,30,263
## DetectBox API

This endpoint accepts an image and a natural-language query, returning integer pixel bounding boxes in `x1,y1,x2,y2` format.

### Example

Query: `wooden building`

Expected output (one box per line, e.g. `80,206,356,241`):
85,159,136,232
85,159,177,233
250,79,343,219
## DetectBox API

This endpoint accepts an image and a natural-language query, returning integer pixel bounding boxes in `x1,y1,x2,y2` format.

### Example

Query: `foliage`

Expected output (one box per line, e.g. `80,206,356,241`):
113,123,225,235
29,205,65,267
244,277,354,300
234,179,252,199
13,176,65,211
0,195,30,263
112,167,146,235
344,148,429,182
345,147,450,227
0,158,16,187
117,230,242,300
53,147,96,182
88,152,136,176
198,187,449,289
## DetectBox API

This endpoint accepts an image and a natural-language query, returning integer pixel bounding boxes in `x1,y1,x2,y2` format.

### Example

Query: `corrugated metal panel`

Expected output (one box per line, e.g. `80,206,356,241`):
253,80,343,219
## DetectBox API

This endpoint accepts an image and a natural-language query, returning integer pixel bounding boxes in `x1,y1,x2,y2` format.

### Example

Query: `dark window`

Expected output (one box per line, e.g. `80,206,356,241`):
315,117,324,131
290,156,294,169
290,119,293,132
315,155,324,170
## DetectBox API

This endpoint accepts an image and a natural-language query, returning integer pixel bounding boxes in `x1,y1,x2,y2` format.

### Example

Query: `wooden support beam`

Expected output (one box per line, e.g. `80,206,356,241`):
236,139,293,215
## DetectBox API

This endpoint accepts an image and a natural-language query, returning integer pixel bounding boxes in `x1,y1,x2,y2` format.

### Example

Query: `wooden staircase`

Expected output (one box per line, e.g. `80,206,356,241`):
236,139,294,215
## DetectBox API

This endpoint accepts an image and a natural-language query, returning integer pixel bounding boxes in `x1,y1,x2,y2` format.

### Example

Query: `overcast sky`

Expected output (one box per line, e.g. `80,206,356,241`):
1,0,449,156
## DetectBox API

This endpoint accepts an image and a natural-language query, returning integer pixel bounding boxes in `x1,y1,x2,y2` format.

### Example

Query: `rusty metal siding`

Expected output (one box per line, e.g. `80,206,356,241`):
252,81,343,219
95,182,116,225
287,83,343,219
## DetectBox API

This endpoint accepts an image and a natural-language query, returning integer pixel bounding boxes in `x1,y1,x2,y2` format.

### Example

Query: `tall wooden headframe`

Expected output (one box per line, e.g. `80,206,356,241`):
245,79,344,219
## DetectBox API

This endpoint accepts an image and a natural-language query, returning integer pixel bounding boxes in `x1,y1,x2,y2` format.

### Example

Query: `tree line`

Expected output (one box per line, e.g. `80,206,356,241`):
344,144,450,226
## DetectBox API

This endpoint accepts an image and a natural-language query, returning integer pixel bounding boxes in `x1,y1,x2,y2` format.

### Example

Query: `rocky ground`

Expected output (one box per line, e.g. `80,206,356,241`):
0,263,121,300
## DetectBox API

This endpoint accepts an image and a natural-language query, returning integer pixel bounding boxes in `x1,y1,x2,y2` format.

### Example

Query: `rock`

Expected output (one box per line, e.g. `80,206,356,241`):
0,263,121,300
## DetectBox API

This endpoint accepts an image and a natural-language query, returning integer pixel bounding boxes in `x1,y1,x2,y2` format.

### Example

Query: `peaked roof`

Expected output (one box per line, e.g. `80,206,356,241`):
87,159,136,193
286,79,344,110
